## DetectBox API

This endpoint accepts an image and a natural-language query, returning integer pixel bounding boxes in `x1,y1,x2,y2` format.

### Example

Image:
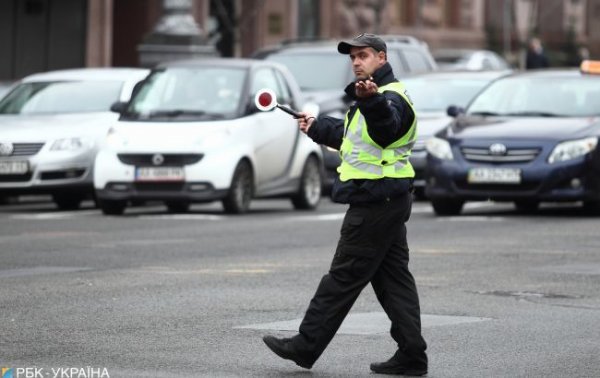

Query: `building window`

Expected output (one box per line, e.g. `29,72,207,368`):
298,0,319,38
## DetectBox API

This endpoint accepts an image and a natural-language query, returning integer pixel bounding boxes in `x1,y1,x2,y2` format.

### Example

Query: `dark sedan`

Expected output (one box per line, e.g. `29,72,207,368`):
425,64,600,215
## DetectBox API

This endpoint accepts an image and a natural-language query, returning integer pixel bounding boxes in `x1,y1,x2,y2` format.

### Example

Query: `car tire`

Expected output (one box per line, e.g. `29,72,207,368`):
514,200,539,213
52,193,83,210
98,199,127,215
291,155,322,210
431,199,464,216
222,160,253,214
166,201,190,213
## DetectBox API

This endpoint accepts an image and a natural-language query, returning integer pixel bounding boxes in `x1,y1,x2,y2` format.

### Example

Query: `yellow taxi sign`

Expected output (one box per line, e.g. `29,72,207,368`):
580,60,600,74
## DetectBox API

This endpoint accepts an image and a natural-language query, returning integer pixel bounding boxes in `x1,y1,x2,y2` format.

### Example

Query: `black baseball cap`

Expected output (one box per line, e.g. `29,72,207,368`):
337,33,387,54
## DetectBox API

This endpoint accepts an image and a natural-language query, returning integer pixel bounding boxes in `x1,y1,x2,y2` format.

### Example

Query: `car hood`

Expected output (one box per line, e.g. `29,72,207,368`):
110,119,246,152
447,116,600,141
416,113,452,138
0,112,118,142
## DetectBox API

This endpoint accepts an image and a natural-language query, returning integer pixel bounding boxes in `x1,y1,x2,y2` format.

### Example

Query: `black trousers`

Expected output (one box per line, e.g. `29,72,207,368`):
291,192,427,364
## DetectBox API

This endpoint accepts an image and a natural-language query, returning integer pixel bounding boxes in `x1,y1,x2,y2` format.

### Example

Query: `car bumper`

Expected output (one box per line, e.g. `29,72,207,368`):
410,150,427,189
425,156,600,202
94,149,236,202
0,151,94,194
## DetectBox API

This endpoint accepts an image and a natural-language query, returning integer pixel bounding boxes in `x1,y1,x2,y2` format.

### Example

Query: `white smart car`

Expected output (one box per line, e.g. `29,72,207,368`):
0,68,149,209
94,59,323,215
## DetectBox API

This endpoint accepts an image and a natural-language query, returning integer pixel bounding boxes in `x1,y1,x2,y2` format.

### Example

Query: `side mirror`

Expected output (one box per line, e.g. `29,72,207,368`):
110,101,127,114
446,105,464,118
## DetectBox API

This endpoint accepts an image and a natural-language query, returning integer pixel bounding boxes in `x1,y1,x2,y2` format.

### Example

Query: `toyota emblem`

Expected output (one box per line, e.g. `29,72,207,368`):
489,143,507,156
152,154,165,165
0,142,14,156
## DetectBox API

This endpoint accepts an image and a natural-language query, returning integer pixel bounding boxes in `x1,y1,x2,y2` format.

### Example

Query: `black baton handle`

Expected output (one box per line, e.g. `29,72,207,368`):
276,104,303,119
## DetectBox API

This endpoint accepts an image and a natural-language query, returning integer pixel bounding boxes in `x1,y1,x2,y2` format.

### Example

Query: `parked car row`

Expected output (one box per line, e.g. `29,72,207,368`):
3,36,597,217
0,60,323,215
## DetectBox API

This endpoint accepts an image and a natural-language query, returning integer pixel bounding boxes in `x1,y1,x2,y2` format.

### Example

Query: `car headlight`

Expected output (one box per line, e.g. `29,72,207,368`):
50,137,92,151
548,137,598,164
426,137,453,160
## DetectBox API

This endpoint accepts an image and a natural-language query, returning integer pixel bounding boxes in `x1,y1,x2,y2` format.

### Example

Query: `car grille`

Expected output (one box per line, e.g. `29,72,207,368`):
7,143,45,156
461,147,540,163
117,154,203,166
0,173,33,182
134,182,185,192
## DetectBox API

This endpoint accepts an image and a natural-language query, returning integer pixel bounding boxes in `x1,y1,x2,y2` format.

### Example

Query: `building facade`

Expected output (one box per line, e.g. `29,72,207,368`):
0,0,598,81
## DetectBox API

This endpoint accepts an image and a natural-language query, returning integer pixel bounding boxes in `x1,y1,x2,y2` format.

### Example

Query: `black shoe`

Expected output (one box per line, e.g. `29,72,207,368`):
262,335,314,369
370,351,427,376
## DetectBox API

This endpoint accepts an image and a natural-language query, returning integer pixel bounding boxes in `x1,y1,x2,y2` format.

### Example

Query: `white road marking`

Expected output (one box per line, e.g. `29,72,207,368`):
236,312,491,335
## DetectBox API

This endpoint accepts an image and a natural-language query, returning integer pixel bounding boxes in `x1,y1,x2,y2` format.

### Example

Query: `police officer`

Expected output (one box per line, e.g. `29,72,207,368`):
263,33,428,376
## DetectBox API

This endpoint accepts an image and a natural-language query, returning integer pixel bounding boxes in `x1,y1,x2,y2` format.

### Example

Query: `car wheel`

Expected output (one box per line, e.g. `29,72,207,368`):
431,199,464,216
514,200,539,213
98,199,127,215
166,201,190,213
291,156,322,210
52,193,83,210
222,160,253,214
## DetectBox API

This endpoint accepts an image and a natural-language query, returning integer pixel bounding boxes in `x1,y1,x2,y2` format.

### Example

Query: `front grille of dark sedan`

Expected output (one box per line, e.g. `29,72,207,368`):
117,154,203,166
10,143,45,156
461,147,541,163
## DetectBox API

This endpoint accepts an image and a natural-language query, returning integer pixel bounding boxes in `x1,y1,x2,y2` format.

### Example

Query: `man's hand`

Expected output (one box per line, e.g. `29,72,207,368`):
355,76,378,98
297,112,316,134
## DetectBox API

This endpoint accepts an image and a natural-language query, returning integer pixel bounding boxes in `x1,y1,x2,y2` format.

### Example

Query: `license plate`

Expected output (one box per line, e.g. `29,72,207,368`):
468,167,521,184
135,167,184,181
0,160,29,174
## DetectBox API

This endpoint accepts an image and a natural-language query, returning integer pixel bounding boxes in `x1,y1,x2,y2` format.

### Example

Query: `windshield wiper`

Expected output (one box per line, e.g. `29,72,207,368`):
146,109,226,120
503,111,565,117
468,111,502,116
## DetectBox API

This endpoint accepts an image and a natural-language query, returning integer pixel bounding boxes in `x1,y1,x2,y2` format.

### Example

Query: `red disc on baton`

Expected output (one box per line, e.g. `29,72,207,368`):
254,88,277,111
258,92,272,107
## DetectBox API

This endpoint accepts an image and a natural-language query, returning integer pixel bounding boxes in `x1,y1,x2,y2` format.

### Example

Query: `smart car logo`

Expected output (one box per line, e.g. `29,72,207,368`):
0,142,14,156
152,154,165,165
489,143,507,156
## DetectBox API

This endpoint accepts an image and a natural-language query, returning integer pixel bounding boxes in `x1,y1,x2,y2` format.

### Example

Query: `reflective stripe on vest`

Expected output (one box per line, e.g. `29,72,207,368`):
338,81,417,181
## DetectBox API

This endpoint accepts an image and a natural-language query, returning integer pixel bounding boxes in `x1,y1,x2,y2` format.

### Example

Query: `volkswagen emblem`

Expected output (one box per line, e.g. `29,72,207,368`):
489,143,507,156
0,142,14,156
151,154,165,166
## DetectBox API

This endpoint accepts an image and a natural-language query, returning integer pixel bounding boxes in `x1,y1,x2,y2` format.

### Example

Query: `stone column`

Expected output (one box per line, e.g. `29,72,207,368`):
138,0,217,68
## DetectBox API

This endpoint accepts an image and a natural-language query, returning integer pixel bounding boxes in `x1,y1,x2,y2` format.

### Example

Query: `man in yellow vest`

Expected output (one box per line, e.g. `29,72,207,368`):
263,33,428,376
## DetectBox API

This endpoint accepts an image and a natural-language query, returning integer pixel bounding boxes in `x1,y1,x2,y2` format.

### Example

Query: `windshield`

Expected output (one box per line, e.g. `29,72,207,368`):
0,81,123,115
126,67,246,120
403,77,492,112
268,52,350,91
468,76,600,117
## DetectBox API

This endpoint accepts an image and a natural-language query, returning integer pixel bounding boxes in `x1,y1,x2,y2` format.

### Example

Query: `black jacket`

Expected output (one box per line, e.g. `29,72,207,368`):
307,62,415,204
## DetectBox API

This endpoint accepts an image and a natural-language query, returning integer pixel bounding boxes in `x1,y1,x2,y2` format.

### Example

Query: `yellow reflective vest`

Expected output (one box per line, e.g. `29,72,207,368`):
338,82,417,182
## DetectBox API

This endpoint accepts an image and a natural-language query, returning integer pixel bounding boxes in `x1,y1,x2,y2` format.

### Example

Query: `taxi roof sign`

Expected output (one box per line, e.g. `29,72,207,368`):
580,60,600,75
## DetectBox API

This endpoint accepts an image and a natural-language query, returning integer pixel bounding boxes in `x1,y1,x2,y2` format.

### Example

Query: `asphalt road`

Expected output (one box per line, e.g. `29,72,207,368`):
1,197,599,377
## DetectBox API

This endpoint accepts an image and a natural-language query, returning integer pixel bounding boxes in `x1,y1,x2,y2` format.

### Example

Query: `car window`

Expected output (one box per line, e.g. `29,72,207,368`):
127,67,245,118
0,81,123,115
267,52,350,91
403,77,493,112
402,50,432,73
274,69,293,105
468,76,600,117
386,50,407,75
252,68,284,102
